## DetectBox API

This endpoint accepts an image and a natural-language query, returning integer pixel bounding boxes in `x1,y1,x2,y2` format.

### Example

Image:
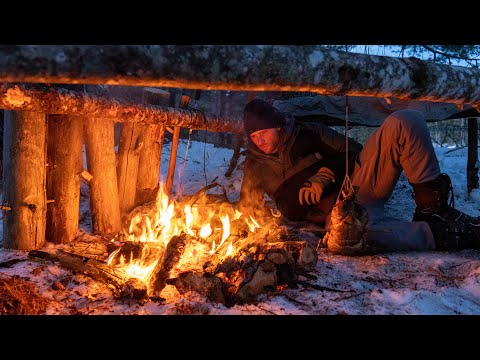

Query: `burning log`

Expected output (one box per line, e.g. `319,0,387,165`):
149,234,189,294
106,240,163,267
166,238,318,306
165,272,225,304
260,241,318,273
28,249,148,301
235,260,277,304
102,176,318,305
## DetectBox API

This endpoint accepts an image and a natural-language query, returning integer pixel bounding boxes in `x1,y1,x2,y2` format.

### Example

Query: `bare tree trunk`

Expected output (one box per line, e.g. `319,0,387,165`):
84,117,121,234
165,126,181,196
46,115,83,244
467,117,479,192
165,95,190,196
3,110,47,250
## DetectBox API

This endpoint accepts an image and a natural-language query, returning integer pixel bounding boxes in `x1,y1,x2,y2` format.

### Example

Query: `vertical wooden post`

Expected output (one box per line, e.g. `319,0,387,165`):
117,122,143,216
135,88,170,206
135,124,165,205
467,117,479,193
84,117,121,234
46,115,83,244
3,110,47,250
165,95,190,196
165,127,181,196
225,92,256,178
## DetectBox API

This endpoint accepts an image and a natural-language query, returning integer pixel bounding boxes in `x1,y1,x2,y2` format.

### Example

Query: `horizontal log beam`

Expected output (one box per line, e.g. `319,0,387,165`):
0,83,243,133
1,45,480,108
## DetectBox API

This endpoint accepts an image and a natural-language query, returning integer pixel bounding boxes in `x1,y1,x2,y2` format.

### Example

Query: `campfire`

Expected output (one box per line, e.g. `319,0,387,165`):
30,182,318,306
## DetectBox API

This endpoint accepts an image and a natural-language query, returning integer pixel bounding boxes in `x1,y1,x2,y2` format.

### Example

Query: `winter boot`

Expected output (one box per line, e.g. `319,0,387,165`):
411,173,480,250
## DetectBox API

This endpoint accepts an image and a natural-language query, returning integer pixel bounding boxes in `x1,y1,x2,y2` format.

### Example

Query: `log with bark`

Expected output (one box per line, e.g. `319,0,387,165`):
106,240,164,267
166,236,318,306
165,272,225,304
2,46,480,108
148,234,189,294
30,230,317,306
3,110,47,250
0,83,244,133
28,249,148,301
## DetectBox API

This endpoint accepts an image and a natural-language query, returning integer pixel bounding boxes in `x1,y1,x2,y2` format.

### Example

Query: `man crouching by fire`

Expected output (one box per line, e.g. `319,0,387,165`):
237,99,480,255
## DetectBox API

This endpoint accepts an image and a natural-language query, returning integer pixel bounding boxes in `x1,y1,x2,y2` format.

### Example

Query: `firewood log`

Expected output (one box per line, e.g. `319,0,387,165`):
149,234,191,294
235,260,277,304
260,241,318,273
28,250,148,300
165,272,225,304
107,241,164,266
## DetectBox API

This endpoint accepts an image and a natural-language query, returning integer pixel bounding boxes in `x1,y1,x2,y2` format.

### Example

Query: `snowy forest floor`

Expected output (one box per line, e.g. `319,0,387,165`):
1,141,480,315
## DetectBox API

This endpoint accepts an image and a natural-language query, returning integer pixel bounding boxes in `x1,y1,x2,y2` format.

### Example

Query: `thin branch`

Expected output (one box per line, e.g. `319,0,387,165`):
0,258,27,268
422,45,480,62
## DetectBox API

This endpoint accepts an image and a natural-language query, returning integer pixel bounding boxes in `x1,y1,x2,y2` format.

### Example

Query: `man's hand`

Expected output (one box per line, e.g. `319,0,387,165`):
299,181,324,205
298,167,335,205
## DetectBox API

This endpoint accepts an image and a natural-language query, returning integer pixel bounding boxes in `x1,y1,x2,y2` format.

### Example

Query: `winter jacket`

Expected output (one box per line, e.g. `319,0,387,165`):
239,113,363,221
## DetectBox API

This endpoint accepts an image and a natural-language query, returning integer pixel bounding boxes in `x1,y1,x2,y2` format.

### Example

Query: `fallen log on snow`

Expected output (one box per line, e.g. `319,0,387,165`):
28,249,148,301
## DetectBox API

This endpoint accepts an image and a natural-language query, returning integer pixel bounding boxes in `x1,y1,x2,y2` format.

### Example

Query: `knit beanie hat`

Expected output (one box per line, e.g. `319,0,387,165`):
243,99,286,135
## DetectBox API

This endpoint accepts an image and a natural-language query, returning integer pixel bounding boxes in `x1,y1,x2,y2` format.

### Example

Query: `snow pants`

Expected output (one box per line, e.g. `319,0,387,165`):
351,110,440,251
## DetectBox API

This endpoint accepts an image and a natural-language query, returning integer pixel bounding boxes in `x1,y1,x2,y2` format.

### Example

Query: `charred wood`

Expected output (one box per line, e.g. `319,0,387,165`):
107,240,164,266
165,271,225,304
235,260,277,304
149,234,190,294
260,241,318,273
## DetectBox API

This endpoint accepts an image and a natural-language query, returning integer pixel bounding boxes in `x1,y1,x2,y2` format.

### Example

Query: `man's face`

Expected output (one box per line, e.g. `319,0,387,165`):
250,128,281,154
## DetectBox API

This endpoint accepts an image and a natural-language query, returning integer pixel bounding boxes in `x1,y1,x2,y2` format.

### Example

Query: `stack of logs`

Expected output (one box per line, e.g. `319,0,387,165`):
28,223,318,306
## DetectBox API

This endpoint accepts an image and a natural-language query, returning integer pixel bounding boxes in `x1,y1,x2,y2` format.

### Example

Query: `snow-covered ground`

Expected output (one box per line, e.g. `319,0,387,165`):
1,138,480,315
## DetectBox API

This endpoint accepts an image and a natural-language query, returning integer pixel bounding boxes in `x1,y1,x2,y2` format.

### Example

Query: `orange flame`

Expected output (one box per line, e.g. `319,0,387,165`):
110,182,261,285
